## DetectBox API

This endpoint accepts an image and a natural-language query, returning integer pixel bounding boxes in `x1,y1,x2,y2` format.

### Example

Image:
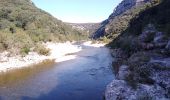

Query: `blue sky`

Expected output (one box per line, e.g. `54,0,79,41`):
32,0,122,23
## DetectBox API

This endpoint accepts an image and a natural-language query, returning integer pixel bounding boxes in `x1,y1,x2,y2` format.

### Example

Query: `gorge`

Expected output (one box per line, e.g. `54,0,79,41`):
0,0,170,100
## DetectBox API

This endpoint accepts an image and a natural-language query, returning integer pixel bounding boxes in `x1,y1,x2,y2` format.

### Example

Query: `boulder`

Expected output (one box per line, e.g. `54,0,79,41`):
166,40,170,51
105,80,167,100
105,80,136,100
154,32,165,43
150,58,170,70
140,42,166,50
117,65,129,80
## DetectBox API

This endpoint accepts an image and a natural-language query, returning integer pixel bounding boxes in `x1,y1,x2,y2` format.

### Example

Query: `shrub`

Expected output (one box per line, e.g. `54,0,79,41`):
115,36,134,54
20,46,30,55
125,72,138,89
0,43,5,52
34,44,50,56
99,36,111,43
125,61,154,86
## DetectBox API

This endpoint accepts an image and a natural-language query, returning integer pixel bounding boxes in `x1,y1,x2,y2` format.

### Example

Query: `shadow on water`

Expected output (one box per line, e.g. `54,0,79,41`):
0,59,55,86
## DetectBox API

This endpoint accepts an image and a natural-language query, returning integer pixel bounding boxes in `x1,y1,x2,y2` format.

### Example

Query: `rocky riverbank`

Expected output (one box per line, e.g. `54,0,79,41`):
105,24,170,100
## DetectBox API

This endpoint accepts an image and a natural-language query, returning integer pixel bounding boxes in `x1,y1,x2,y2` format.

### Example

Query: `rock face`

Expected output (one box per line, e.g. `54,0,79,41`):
154,32,165,43
106,24,170,100
92,0,151,39
109,0,150,19
107,52,170,100
105,0,170,99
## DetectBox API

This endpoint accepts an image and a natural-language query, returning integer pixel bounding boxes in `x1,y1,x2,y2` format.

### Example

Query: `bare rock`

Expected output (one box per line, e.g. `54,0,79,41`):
149,58,170,98
166,40,170,51
154,32,165,43
152,70,170,98
105,80,136,100
117,65,130,80
105,80,167,100
150,58,170,70
154,42,167,49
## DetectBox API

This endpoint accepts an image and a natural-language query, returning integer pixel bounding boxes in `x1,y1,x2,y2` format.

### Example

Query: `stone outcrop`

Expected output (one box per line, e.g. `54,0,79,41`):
105,80,167,100
166,40,170,51
117,65,129,80
105,24,170,100
106,52,170,100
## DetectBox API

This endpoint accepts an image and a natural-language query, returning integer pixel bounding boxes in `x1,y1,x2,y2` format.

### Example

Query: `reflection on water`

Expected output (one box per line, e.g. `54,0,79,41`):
0,59,55,86
0,45,114,100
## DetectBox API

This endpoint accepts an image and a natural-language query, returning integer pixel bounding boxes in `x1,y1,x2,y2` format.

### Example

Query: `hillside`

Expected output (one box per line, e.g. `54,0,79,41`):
105,0,170,99
68,23,100,36
109,0,169,52
0,0,87,54
92,0,159,39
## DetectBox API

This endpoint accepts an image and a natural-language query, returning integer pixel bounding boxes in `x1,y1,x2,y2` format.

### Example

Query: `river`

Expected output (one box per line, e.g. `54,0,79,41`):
0,43,114,100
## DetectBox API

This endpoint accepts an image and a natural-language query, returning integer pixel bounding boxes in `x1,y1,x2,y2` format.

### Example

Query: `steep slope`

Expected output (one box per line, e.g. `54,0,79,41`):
109,0,169,52
0,0,86,53
109,0,150,18
92,0,159,39
105,0,170,99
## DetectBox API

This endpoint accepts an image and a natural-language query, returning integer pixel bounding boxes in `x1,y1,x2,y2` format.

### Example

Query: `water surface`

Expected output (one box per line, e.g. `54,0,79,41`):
0,44,114,100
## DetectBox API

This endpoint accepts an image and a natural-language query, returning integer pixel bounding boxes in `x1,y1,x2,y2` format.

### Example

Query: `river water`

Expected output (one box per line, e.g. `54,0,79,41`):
0,44,114,100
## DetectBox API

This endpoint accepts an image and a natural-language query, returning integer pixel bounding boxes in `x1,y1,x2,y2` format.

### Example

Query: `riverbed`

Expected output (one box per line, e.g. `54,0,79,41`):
0,43,114,100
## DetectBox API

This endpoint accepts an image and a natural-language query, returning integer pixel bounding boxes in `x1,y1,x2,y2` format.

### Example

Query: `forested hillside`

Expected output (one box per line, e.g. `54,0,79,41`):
109,0,169,53
92,0,160,39
0,0,87,54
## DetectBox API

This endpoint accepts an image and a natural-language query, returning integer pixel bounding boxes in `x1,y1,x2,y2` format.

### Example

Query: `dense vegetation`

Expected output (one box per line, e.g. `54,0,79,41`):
126,0,169,36
0,0,88,54
93,0,161,40
109,0,169,54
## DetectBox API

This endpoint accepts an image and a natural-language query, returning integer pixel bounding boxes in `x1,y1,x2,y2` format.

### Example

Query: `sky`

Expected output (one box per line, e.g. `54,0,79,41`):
32,0,122,23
